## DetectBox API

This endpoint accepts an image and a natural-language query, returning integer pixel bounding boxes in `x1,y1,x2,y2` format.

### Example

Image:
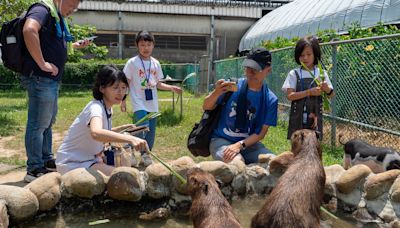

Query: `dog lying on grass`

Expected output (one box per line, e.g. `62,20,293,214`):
186,167,242,228
339,134,400,173
251,129,326,228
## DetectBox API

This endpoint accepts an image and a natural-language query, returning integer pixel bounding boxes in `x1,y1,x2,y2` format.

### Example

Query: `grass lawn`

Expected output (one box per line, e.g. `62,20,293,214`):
0,88,343,167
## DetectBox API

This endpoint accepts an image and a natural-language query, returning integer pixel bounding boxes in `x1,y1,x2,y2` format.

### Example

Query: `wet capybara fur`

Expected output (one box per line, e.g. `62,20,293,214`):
251,129,326,228
269,129,318,175
186,167,242,228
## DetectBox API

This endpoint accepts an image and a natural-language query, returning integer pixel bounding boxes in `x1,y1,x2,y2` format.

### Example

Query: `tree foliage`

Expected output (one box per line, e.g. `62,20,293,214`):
0,0,35,24
262,22,399,50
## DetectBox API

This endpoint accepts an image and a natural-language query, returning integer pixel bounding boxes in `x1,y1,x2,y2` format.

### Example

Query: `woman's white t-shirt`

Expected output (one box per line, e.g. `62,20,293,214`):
56,100,111,175
123,56,164,112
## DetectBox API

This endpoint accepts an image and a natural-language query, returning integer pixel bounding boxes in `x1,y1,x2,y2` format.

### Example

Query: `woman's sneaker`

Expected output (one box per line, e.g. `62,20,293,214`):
140,152,153,167
24,167,49,183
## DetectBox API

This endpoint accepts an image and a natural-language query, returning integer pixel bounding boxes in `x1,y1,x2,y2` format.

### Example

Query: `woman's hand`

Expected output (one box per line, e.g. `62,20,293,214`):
223,142,242,163
309,87,322,96
130,136,149,152
320,82,331,93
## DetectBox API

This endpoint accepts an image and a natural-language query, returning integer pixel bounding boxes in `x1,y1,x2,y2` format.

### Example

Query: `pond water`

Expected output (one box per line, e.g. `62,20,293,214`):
15,196,382,228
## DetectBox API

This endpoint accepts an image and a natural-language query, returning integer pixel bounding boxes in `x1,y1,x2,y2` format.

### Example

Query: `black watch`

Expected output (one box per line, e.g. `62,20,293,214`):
239,140,246,150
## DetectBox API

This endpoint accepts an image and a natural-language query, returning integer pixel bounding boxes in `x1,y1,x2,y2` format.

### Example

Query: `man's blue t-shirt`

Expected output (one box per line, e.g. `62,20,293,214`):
211,78,278,142
22,4,67,81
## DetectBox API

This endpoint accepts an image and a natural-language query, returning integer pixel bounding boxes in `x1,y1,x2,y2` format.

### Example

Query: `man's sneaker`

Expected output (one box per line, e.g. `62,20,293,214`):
140,152,153,167
24,167,50,183
44,159,57,171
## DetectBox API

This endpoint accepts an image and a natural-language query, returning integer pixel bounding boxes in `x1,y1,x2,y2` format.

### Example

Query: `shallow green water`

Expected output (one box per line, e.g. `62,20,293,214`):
15,196,381,228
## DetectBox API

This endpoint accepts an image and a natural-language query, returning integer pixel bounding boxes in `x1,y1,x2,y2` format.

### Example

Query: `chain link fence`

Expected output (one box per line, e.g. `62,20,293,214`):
213,34,400,151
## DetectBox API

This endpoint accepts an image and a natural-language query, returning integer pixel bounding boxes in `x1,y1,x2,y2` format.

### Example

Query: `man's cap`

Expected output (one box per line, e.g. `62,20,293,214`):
242,47,272,71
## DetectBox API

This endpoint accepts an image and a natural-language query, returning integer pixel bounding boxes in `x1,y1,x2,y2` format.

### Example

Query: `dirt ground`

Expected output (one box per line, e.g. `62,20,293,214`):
0,132,66,186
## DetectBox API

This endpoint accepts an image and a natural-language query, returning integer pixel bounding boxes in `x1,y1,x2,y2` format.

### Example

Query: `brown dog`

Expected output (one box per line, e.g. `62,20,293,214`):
186,167,242,228
251,129,326,228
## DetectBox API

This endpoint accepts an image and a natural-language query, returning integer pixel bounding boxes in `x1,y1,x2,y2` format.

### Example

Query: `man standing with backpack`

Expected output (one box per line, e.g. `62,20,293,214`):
21,0,90,182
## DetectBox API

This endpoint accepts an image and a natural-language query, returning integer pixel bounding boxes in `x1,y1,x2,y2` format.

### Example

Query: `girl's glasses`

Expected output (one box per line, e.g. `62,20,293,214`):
112,87,129,95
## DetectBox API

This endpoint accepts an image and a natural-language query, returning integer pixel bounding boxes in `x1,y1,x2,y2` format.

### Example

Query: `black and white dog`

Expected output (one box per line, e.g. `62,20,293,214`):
340,135,400,173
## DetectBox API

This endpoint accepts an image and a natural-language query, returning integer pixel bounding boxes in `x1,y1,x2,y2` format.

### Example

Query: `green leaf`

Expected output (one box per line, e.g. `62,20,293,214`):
88,219,110,226
134,112,161,125
147,150,187,184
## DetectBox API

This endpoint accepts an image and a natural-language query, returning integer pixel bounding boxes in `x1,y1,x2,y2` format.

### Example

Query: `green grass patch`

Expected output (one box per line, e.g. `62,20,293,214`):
0,89,343,166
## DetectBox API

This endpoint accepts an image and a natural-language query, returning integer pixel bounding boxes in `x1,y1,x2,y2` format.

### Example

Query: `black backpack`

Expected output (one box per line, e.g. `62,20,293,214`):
187,92,232,157
0,3,47,73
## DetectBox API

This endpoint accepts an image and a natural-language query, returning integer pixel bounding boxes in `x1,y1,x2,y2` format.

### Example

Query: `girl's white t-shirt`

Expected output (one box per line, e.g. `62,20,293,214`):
123,56,164,112
282,67,333,92
56,100,111,174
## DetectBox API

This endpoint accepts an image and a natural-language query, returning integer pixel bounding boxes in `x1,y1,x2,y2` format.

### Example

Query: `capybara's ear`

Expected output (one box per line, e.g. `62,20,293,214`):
189,176,198,187
301,131,305,142
201,182,209,195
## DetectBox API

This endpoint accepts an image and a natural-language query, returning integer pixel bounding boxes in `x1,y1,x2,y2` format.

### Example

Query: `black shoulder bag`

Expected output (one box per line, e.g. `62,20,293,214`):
187,92,233,157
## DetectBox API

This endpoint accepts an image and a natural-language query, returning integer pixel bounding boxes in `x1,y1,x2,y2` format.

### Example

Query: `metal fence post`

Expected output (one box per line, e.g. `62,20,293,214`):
330,43,338,152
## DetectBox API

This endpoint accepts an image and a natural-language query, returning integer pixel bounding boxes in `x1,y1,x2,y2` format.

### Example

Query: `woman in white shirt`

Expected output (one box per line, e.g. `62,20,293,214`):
56,65,148,176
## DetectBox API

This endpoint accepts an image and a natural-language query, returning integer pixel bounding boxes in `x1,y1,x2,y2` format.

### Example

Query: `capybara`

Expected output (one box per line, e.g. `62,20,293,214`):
186,167,242,228
339,134,400,173
269,128,318,175
251,129,326,228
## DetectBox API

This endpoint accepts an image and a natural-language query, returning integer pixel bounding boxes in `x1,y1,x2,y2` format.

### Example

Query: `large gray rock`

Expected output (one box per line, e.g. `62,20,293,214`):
324,164,345,196
390,176,400,202
336,164,372,194
231,173,248,196
0,200,8,228
170,156,196,195
61,168,106,198
228,159,246,174
107,167,145,201
24,172,62,211
364,170,400,200
246,165,277,195
0,185,38,221
198,161,235,184
145,163,172,198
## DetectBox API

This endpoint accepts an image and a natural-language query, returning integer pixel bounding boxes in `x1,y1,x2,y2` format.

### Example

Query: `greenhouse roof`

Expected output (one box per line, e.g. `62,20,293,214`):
239,0,400,51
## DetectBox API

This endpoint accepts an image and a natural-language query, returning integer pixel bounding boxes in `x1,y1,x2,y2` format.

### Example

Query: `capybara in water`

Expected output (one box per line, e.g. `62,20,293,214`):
186,167,242,228
251,129,326,228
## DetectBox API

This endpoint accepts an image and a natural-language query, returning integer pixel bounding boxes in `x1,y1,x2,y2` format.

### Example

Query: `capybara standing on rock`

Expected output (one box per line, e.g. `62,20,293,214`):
186,167,242,228
251,129,326,228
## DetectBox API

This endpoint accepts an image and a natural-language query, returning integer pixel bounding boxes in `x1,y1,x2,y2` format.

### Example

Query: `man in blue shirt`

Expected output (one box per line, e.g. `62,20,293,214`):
22,0,90,182
203,47,278,164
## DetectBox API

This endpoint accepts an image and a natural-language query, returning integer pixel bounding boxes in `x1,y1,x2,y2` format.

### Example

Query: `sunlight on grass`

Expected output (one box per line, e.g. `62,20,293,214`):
0,89,343,166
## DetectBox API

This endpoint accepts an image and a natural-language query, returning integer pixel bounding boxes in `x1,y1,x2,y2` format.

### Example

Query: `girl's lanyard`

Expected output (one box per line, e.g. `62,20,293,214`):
101,100,111,131
299,67,316,112
140,57,152,85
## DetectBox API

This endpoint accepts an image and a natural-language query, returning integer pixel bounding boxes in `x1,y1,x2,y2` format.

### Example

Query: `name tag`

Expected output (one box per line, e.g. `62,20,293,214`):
6,36,17,44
